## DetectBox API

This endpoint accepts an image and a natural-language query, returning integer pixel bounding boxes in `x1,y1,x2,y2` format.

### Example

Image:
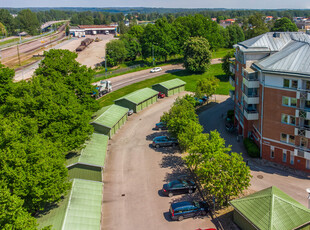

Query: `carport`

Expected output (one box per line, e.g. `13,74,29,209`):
37,179,103,230
66,133,108,182
114,88,158,113
152,78,186,97
90,104,128,139
230,186,310,230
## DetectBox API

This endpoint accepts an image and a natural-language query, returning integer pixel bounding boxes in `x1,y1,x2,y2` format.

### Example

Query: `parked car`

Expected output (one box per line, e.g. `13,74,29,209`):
202,96,209,102
194,97,204,105
155,122,167,130
152,136,178,148
128,109,134,116
162,179,196,197
170,201,209,221
158,92,166,98
150,67,162,73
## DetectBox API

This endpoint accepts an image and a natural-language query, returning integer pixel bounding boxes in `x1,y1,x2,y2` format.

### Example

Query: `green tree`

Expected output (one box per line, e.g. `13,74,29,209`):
118,21,129,34
128,25,144,40
0,9,15,35
106,39,128,66
0,63,15,104
195,76,220,100
271,17,298,32
222,51,235,77
16,9,40,35
183,37,212,73
185,131,251,206
226,24,245,48
0,183,37,230
244,13,269,39
120,34,141,61
0,22,7,36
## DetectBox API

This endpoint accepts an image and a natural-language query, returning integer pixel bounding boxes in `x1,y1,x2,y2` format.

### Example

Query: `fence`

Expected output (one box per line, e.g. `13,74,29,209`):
94,64,146,79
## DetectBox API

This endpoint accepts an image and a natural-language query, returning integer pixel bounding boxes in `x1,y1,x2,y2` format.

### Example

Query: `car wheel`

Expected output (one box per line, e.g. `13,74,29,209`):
188,189,193,194
155,144,160,148
168,192,173,197
178,215,184,221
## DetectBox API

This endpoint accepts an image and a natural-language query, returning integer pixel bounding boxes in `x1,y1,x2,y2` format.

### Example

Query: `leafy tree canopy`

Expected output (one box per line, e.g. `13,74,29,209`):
271,17,298,32
106,39,128,67
195,76,220,99
183,37,212,73
16,9,40,35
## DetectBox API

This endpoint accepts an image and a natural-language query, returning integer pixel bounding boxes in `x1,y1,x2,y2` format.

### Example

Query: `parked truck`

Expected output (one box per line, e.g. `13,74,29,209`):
76,38,94,52
93,80,112,97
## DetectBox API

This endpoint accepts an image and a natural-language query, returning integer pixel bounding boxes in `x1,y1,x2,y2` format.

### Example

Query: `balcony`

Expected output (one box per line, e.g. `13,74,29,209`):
243,92,259,104
296,90,310,100
243,107,259,120
294,127,310,138
294,149,310,160
243,68,259,88
229,76,235,87
229,63,235,74
229,90,235,100
295,109,310,119
243,77,259,88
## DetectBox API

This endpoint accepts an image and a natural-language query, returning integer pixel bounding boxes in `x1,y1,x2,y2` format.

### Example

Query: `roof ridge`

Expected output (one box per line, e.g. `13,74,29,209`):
269,187,275,230
274,195,310,213
95,104,113,121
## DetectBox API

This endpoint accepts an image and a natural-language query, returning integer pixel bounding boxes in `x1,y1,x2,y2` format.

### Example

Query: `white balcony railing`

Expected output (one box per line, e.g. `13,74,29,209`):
243,93,259,104
243,77,259,88
295,110,310,120
243,108,259,120
294,149,310,160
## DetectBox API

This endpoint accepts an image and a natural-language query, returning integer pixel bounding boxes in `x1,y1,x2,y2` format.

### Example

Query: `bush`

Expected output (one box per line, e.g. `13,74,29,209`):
227,110,234,120
243,138,260,158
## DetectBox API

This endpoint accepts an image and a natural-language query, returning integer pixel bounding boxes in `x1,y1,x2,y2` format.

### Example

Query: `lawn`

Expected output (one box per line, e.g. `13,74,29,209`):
0,38,20,46
98,63,234,107
212,48,234,59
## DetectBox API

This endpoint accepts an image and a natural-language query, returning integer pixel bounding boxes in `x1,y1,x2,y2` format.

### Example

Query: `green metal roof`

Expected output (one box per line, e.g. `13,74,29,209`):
37,179,103,230
62,179,103,230
153,78,186,90
230,186,310,230
91,104,128,129
114,88,158,105
66,133,108,167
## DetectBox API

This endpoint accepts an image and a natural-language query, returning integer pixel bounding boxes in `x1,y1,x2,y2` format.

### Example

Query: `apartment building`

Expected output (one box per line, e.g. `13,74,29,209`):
230,32,310,173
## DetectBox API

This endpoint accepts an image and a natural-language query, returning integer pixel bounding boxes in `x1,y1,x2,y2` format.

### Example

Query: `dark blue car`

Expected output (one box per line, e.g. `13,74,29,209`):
169,201,209,221
162,179,196,197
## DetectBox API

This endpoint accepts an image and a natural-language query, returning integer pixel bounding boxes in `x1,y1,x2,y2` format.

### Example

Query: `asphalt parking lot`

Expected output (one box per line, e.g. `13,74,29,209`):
102,92,216,230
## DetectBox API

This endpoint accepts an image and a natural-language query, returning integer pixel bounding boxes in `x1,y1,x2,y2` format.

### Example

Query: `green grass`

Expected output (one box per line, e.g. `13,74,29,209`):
212,48,234,59
0,38,20,46
98,63,234,107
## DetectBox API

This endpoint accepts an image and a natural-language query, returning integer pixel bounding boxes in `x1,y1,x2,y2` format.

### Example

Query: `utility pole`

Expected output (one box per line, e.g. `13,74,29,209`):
17,44,21,66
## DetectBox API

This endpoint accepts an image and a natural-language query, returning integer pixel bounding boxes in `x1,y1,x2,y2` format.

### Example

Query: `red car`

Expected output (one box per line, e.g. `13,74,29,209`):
158,92,165,98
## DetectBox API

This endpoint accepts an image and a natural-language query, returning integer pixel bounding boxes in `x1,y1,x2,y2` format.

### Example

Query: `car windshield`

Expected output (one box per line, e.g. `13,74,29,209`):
168,180,181,188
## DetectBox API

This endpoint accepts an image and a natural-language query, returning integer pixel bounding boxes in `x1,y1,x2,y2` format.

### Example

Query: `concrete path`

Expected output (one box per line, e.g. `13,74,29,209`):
198,96,310,207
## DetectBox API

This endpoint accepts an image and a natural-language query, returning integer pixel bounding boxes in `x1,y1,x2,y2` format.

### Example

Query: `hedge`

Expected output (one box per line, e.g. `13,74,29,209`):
243,138,260,158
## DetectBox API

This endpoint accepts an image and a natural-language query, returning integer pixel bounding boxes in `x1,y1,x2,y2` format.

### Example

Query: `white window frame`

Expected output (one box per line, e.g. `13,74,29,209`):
270,146,275,159
306,159,310,169
283,78,298,89
282,96,297,107
281,114,296,125
280,133,295,145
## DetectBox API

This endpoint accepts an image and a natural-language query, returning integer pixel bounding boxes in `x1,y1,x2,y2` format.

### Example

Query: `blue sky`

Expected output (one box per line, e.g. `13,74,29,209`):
0,0,309,9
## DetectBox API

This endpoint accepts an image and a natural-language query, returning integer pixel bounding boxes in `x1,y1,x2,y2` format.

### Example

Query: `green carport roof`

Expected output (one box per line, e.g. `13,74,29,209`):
153,78,186,90
37,179,103,230
114,87,158,105
230,186,310,230
90,104,128,129
66,133,108,167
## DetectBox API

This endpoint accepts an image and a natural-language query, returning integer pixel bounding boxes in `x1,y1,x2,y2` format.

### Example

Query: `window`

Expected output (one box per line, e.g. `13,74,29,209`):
306,81,310,90
300,137,308,148
281,114,296,125
306,160,310,169
283,150,287,162
290,151,294,165
237,63,239,72
305,119,310,128
283,79,298,89
280,133,295,145
282,96,297,107
270,146,275,158
305,101,310,110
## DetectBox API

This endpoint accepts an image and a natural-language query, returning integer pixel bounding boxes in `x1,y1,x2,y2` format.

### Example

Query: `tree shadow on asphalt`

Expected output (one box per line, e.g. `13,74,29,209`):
145,131,168,141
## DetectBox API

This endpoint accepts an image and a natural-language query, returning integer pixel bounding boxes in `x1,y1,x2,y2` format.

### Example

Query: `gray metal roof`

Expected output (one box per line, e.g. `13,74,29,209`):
255,40,310,76
238,32,310,52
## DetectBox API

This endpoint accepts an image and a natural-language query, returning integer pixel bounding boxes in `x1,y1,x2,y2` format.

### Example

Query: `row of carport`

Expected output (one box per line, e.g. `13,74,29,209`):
37,78,186,230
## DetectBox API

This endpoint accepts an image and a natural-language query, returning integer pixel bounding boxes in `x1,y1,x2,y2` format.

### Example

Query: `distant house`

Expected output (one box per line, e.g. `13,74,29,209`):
296,18,310,30
265,16,274,23
225,19,236,25
211,18,217,22
230,186,310,230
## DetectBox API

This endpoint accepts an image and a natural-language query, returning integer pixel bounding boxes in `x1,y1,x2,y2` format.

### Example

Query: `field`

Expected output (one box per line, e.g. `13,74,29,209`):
98,63,234,107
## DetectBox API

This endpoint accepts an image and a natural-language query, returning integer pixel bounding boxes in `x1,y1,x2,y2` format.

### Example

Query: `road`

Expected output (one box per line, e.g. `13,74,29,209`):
198,96,310,207
96,58,222,91
102,92,216,230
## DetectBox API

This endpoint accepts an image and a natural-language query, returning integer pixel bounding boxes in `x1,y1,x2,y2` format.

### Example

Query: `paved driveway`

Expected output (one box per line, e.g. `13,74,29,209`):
198,96,310,207
102,92,216,230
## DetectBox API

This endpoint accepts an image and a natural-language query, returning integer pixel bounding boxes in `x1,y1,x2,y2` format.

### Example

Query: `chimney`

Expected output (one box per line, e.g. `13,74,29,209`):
307,188,310,209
